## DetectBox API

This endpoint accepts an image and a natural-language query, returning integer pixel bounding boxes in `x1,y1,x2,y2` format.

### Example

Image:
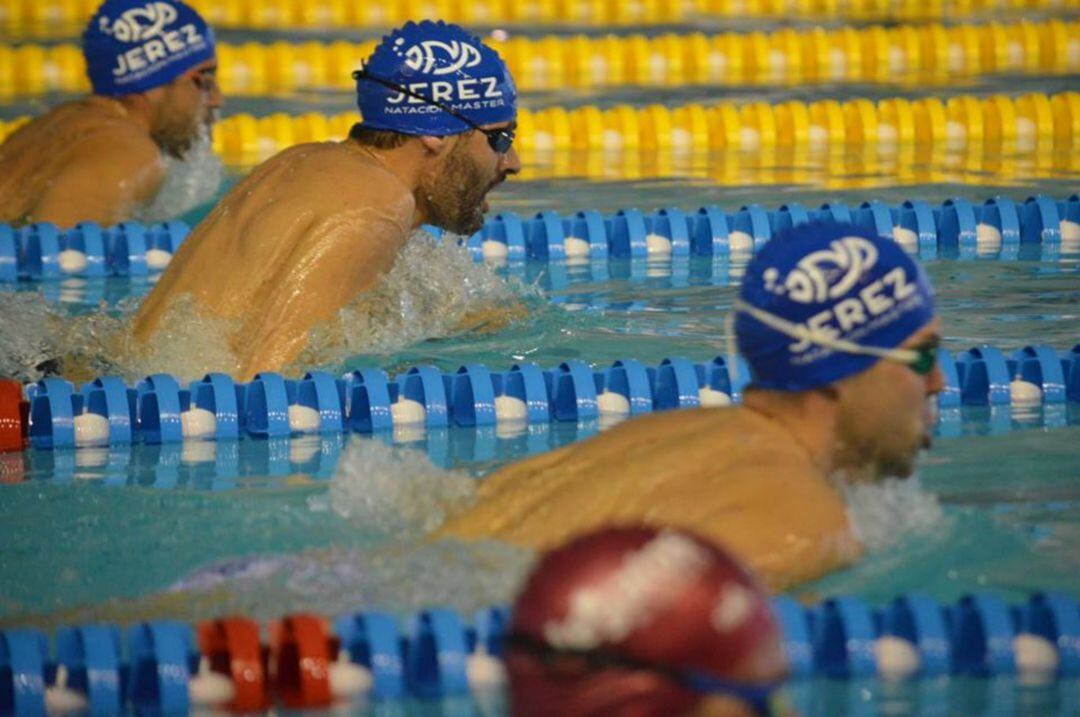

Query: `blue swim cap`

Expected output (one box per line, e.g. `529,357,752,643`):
355,20,517,136
735,222,935,392
83,0,215,96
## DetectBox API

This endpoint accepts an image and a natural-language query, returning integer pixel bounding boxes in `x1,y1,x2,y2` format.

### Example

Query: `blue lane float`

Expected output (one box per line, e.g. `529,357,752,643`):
2,194,1077,284
13,342,1080,450
1,591,1077,717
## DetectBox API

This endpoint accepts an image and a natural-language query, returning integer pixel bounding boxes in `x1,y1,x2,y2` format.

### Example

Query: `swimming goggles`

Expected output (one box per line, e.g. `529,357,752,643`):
505,633,791,716
729,300,939,376
353,69,516,155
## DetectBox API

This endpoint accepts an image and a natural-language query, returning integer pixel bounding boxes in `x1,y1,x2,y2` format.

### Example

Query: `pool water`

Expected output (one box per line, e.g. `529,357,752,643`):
1,17,1079,717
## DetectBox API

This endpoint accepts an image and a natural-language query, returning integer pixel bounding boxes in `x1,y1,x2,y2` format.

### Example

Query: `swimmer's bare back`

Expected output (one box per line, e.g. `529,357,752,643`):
132,141,415,379
0,97,165,228
436,406,861,590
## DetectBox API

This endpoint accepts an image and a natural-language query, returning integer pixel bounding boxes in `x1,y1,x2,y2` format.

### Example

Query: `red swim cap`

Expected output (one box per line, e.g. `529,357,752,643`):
507,526,783,717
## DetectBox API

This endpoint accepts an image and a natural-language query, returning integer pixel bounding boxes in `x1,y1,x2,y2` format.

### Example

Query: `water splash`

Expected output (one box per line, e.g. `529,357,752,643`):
842,476,946,553
135,125,224,224
0,232,534,384
302,232,536,366
324,438,478,538
0,293,62,381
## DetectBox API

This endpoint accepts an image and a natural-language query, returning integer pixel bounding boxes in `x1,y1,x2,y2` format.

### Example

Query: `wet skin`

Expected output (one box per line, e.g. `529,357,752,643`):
0,60,222,228
132,122,520,379
439,320,945,590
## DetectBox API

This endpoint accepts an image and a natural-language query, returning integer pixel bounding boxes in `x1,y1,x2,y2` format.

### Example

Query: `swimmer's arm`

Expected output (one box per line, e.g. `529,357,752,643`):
452,299,529,335
29,138,164,228
236,217,410,379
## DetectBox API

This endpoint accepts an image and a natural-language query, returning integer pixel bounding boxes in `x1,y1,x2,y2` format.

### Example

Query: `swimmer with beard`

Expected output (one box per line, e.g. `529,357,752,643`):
0,0,222,228
133,20,521,379
440,223,945,590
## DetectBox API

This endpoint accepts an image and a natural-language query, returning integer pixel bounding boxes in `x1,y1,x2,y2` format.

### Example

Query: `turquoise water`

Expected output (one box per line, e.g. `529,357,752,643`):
1,23,1080,717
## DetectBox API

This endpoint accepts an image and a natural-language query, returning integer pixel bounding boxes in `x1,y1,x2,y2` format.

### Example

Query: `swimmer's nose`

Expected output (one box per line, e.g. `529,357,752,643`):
925,361,945,396
208,82,224,111
501,145,521,175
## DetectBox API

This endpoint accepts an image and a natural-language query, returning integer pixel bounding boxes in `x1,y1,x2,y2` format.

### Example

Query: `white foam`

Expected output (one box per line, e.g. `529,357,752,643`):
597,390,631,416
1010,380,1042,406
481,239,509,263
329,650,373,698
146,248,172,271
875,636,920,680
1014,633,1059,684
288,404,321,433
467,651,507,690
843,477,945,552
58,249,87,275
698,387,731,407
645,233,672,256
328,439,475,536
74,412,110,446
976,223,1003,255
892,226,918,252
564,236,591,258
135,124,224,224
495,395,528,422
188,656,235,706
181,407,217,439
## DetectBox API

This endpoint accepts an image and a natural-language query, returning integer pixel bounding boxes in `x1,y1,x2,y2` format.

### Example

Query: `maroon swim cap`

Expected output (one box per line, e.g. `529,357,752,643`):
507,526,782,717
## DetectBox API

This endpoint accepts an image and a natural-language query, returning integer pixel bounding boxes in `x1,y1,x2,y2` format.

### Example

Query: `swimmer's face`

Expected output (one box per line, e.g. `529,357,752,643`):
422,121,520,235
834,318,946,481
151,59,223,159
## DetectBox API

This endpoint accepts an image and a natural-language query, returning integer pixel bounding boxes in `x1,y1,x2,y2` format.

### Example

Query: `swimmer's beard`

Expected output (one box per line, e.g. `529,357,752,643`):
136,119,224,224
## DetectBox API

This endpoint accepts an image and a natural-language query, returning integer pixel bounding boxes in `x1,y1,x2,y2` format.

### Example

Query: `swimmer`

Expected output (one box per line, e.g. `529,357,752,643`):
0,0,222,228
132,20,521,379
507,526,792,717
439,222,945,589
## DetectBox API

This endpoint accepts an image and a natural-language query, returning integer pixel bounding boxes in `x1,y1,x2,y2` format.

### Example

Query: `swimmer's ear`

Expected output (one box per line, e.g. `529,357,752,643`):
417,134,454,156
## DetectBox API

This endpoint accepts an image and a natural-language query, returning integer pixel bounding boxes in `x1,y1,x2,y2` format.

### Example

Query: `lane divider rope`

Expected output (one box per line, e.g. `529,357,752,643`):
0,591,1077,715
2,0,1075,36
3,339,1078,452
2,193,1076,282
1,19,1077,98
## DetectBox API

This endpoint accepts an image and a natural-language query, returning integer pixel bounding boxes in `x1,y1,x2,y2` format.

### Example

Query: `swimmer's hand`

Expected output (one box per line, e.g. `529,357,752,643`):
453,299,529,335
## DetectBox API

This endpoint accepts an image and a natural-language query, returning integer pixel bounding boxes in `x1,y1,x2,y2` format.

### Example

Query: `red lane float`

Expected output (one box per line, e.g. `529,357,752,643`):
270,614,334,709
197,616,270,712
0,380,27,453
